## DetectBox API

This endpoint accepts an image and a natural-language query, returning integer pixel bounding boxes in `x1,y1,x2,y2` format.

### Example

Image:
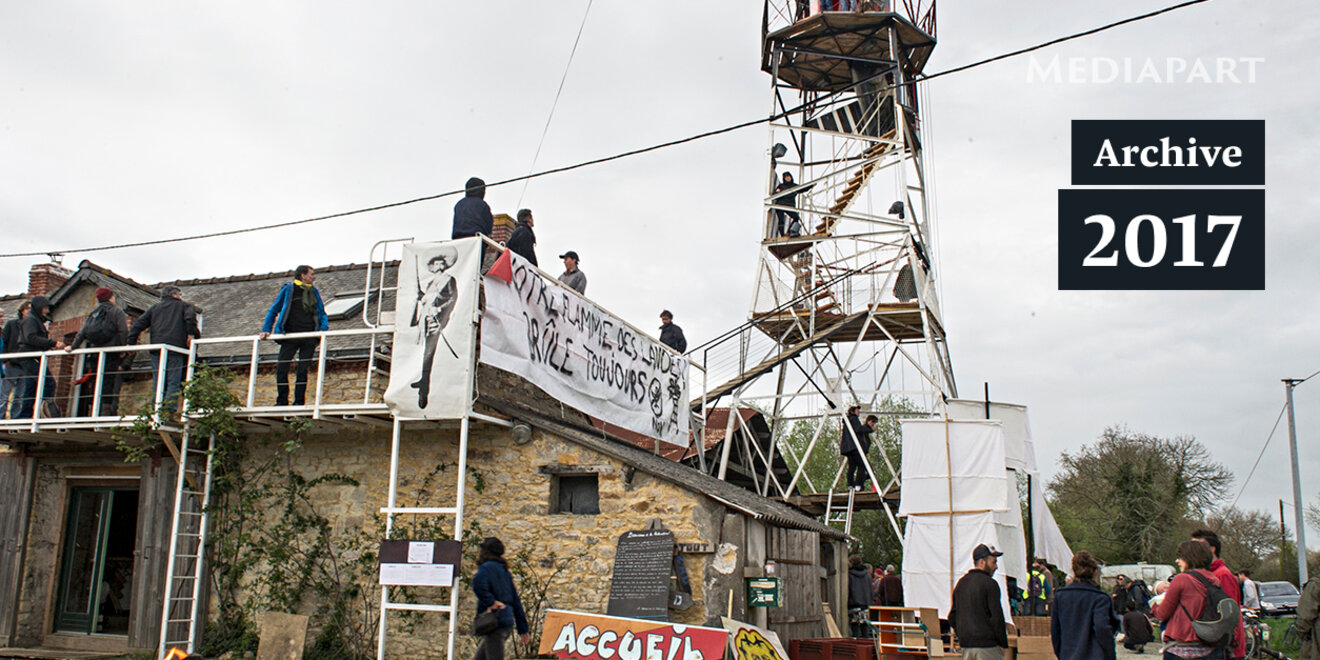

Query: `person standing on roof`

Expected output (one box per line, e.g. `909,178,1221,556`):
129,286,201,411
13,296,66,419
260,265,329,407
558,251,586,295
659,310,686,353
506,209,537,266
1,302,29,419
452,177,494,241
950,544,1009,660
67,287,129,415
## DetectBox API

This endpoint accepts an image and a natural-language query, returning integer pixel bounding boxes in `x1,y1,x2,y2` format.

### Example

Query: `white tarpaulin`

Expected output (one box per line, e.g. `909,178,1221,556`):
994,474,1029,583
1032,480,1075,575
898,419,1008,517
945,399,1038,473
481,251,691,447
384,238,482,419
901,512,1014,622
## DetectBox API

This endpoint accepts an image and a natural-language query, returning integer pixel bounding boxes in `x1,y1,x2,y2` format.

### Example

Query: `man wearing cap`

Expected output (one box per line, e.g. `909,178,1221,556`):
129,286,201,410
68,287,129,415
558,251,587,295
949,544,1009,660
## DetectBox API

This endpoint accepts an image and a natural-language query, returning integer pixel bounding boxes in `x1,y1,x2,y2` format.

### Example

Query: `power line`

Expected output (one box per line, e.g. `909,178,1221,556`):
1228,402,1288,512
517,0,594,208
0,0,1214,260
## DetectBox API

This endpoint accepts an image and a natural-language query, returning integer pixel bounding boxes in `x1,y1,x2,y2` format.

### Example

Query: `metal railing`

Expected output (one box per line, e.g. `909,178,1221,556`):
189,326,395,419
0,343,190,432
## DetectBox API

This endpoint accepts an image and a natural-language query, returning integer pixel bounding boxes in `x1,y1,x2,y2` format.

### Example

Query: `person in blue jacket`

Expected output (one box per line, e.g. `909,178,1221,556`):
472,537,529,660
260,265,329,406
1050,551,1119,660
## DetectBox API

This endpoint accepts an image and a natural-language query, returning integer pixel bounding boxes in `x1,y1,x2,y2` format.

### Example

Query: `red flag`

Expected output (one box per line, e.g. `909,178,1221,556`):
488,248,513,283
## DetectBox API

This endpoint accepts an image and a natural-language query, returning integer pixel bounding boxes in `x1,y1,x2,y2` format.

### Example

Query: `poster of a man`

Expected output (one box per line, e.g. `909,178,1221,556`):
411,246,459,408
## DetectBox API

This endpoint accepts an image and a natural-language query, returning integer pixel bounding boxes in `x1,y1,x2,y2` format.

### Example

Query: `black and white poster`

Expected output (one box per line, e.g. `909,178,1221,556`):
481,250,691,447
384,238,482,419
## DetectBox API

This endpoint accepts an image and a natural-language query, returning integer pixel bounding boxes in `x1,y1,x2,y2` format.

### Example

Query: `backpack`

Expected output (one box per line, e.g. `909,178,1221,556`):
82,306,117,346
1178,571,1240,648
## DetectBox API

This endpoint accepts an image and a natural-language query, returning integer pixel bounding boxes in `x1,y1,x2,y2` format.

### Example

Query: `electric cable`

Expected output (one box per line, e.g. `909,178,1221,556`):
516,0,594,208
1227,402,1288,511
0,0,1214,260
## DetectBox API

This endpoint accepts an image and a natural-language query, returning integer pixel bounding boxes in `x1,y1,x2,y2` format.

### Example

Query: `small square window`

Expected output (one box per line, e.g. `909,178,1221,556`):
552,474,599,515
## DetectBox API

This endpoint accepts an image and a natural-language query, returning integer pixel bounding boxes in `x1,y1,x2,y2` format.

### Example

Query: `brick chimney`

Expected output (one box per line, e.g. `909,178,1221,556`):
491,213,516,245
27,262,73,298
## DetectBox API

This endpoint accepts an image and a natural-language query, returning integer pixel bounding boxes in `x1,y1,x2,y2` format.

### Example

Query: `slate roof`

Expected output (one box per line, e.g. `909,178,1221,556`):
47,260,163,316
480,392,846,540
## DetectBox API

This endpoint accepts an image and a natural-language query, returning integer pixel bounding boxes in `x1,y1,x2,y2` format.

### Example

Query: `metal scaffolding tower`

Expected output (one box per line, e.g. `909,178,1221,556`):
693,0,950,537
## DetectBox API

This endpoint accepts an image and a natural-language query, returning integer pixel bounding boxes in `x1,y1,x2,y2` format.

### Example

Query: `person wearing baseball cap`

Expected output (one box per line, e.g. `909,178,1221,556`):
558,251,587,295
949,543,1008,660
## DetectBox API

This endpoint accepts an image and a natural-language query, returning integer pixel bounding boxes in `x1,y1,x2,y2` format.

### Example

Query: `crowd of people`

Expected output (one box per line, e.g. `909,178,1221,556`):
845,556,906,638
942,528,1320,660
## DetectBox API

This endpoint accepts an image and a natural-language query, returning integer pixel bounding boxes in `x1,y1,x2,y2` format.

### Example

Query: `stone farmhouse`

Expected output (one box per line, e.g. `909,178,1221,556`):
0,250,851,660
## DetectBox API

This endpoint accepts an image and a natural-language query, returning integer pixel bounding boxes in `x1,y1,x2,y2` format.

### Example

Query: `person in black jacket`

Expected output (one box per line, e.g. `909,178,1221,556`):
841,408,875,490
658,310,686,353
506,209,537,266
128,286,201,410
13,296,66,419
1050,551,1118,660
848,555,875,638
452,177,494,240
1120,601,1154,653
471,537,529,660
0,301,29,419
67,287,129,415
950,544,1008,660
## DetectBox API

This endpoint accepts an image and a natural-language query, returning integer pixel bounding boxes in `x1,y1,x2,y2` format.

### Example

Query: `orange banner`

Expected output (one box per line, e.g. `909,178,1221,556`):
539,609,728,660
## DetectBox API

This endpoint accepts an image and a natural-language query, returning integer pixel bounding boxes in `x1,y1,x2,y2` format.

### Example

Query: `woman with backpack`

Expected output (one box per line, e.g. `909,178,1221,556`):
1153,540,1228,660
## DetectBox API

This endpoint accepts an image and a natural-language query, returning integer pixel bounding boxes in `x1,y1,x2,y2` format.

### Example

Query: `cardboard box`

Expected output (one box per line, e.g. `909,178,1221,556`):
1015,636,1055,660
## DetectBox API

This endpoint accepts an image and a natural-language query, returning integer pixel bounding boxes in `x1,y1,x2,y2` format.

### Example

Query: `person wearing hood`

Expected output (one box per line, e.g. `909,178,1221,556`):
848,555,875,638
471,537,529,660
68,287,129,415
452,177,494,241
13,295,65,419
506,208,537,266
0,301,28,418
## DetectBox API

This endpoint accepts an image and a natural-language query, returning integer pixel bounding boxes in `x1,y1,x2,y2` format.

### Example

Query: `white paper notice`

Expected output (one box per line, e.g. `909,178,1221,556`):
379,563,455,587
407,541,435,564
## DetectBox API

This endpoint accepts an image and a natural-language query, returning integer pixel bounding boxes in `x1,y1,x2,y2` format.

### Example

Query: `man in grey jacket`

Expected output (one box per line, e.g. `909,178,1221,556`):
558,251,587,295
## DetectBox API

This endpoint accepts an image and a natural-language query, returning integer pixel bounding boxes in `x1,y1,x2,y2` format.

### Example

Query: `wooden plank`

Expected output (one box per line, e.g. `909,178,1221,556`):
0,451,37,645
128,457,175,650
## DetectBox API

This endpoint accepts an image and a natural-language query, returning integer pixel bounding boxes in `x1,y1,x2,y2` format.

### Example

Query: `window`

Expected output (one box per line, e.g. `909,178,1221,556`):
552,474,599,515
324,295,365,320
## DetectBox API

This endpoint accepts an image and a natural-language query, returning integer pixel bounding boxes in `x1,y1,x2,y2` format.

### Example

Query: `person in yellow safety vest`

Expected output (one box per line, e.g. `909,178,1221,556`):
1022,558,1053,616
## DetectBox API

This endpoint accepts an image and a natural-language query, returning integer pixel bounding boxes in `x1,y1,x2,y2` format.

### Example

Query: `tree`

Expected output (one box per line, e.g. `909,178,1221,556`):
1047,426,1233,564
777,397,924,570
1202,507,1279,573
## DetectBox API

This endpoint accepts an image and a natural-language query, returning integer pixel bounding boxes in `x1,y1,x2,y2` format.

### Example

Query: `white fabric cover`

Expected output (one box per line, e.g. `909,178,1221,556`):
945,399,1038,473
385,238,483,419
994,472,1029,582
1032,481,1075,576
901,512,1014,622
898,419,1008,516
481,250,691,446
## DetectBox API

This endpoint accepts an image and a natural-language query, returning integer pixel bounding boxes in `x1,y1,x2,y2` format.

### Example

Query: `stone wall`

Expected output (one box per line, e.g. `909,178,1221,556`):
114,360,385,410
229,421,729,659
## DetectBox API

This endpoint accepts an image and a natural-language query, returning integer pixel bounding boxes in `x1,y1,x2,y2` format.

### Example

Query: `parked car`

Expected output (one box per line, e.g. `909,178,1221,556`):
1258,581,1300,616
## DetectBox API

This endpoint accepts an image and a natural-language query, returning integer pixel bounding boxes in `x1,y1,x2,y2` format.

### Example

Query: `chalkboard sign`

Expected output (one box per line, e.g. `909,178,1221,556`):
606,529,674,621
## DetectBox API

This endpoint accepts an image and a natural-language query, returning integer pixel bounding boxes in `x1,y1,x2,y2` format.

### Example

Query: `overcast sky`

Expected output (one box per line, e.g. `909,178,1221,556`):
3,1,1317,534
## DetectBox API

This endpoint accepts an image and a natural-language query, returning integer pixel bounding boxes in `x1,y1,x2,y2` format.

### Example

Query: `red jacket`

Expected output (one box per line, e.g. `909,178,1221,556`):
1153,570,1219,643
1209,559,1246,658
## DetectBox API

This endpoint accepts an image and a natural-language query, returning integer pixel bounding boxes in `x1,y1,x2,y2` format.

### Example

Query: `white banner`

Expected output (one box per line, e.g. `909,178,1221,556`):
384,238,482,419
898,419,1008,517
902,512,1013,622
480,251,691,447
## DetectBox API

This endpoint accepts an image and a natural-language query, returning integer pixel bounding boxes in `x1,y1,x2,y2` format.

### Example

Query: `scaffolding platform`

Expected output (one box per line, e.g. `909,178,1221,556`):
763,12,936,91
785,487,898,515
752,302,942,344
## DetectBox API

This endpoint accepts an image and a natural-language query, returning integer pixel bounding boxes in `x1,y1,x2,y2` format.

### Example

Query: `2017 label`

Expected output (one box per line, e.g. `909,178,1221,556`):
1058,189,1264,290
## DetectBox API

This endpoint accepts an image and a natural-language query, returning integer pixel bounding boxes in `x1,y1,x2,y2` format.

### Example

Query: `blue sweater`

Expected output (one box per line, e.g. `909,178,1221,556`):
1050,581,1119,660
472,560,528,634
261,283,329,335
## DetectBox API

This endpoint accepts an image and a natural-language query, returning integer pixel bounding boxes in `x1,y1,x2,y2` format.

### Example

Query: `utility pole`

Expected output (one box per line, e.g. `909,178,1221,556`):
1285,378,1308,584
1281,499,1290,582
